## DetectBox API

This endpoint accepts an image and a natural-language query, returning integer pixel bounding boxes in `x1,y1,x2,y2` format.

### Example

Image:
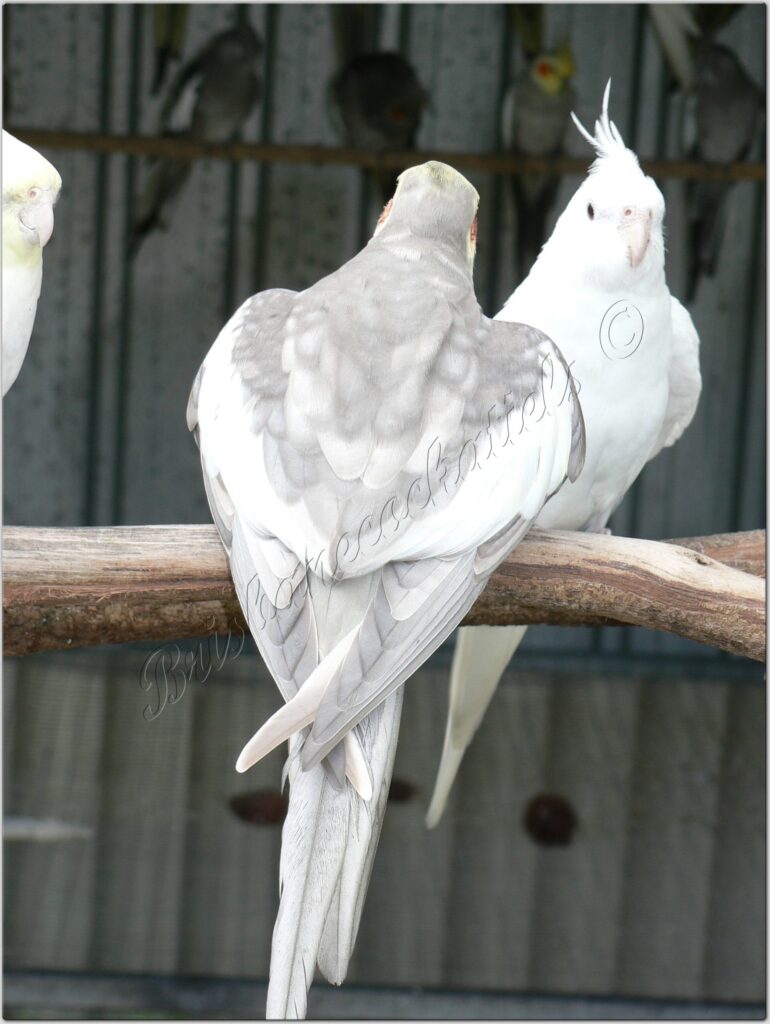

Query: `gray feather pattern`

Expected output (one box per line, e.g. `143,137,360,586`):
189,162,585,1018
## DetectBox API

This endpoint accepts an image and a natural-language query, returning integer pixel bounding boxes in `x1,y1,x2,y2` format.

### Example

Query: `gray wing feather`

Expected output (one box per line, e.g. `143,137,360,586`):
301,550,485,768
230,516,318,703
193,244,586,1021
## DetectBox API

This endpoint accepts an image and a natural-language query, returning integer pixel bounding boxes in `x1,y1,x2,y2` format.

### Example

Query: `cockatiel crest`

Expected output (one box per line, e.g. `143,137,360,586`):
544,81,665,282
571,80,642,178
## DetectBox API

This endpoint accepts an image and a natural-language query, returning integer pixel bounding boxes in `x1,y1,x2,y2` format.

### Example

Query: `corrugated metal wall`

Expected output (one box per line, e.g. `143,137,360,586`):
3,2,766,1014
3,649,766,1007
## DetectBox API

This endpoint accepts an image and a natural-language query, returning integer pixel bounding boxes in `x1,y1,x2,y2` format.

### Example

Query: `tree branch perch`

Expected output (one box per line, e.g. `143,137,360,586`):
2,527,764,662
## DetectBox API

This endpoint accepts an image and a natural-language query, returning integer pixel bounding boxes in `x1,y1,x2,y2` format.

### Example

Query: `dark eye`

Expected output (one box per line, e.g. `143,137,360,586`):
587,203,595,220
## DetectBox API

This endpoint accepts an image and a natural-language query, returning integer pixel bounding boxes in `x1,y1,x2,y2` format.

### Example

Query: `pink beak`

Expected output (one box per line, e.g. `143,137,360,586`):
21,200,55,248
619,209,651,268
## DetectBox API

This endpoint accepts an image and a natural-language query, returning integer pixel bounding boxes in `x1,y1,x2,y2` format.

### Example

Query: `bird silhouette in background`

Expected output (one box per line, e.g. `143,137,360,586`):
151,4,189,96
685,36,762,299
648,1,745,92
130,21,261,256
648,3,701,92
646,5,761,299
501,43,575,281
328,5,428,203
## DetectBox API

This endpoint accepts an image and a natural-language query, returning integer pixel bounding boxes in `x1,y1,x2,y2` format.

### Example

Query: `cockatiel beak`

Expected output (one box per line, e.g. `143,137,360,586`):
21,196,55,247
618,207,652,268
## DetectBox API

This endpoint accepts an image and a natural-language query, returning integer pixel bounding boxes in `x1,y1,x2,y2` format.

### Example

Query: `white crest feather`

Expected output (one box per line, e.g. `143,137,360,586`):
570,80,640,174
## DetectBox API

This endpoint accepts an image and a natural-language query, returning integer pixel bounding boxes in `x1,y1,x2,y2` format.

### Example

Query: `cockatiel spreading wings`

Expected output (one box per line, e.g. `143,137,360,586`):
501,44,575,280
131,22,261,254
188,161,585,1017
427,83,702,828
2,131,62,396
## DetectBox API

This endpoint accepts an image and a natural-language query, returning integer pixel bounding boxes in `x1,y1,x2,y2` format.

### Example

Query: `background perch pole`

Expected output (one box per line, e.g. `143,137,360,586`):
6,127,766,183
3,527,765,662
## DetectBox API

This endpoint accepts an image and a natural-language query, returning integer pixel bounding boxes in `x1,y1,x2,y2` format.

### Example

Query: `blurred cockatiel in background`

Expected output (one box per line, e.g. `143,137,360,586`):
188,161,585,1017
648,3,701,92
685,36,762,299
501,43,575,280
427,83,702,829
648,2,745,92
328,5,428,202
647,5,762,299
151,3,189,95
131,21,261,255
2,131,61,396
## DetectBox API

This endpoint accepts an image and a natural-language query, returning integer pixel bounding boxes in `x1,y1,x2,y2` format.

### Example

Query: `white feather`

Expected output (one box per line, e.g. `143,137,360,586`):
427,83,702,827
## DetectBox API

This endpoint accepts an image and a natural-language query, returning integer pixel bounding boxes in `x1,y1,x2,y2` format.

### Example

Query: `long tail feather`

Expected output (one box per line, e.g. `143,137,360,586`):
266,690,403,1019
425,624,528,828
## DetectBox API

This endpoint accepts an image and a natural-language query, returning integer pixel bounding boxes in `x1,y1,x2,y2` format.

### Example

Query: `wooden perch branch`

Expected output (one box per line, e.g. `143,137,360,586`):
2,527,765,662
7,127,766,183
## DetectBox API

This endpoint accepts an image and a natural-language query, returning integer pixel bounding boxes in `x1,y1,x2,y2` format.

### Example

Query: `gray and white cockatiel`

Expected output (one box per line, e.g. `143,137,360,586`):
685,36,762,300
188,161,585,1017
131,21,261,254
2,130,62,396
501,44,575,280
427,84,702,828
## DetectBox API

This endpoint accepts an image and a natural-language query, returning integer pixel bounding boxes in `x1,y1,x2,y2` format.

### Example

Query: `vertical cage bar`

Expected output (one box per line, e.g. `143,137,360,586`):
83,4,114,525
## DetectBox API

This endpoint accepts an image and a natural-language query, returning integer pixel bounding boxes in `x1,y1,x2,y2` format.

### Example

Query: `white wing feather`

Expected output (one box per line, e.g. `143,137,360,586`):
651,296,702,457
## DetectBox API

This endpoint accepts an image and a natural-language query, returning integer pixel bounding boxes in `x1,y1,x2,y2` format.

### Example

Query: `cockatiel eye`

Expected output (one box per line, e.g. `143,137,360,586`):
26,187,41,200
587,203,595,220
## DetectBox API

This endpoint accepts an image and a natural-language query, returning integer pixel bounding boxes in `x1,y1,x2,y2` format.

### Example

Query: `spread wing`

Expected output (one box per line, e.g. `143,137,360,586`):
650,295,702,459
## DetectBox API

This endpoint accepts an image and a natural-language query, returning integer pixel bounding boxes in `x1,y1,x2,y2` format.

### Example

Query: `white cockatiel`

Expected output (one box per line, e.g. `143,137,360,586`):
188,161,585,1018
426,83,702,829
2,131,62,396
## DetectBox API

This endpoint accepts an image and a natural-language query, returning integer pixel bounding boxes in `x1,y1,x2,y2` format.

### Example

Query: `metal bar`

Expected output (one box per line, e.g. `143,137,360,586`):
6,126,766,182
111,6,143,525
83,8,114,525
3,969,765,1020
